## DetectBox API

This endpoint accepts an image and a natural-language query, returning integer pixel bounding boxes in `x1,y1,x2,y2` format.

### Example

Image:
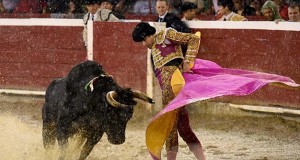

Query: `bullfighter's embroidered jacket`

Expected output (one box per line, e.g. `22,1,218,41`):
151,28,200,69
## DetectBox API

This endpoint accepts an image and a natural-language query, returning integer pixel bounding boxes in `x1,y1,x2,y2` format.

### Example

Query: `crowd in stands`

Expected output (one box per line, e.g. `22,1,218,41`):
0,0,299,21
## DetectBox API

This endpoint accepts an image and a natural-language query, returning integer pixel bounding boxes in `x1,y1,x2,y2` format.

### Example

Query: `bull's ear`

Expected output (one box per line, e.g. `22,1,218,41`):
84,76,99,92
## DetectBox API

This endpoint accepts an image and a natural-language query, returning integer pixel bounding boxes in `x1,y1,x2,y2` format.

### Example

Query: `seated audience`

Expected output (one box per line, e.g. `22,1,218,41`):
217,0,247,21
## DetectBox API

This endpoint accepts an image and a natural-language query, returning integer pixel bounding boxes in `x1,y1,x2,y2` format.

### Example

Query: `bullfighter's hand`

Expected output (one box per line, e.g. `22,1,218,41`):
182,61,192,73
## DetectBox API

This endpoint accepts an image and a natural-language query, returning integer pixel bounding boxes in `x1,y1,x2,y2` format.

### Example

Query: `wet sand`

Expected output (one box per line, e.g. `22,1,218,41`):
0,94,300,160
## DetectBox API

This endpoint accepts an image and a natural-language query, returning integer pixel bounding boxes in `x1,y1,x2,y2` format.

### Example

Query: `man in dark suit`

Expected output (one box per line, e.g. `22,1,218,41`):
155,0,191,33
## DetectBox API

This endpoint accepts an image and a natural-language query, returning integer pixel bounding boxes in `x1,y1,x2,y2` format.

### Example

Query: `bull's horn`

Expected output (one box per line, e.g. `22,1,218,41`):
133,90,155,104
106,91,130,108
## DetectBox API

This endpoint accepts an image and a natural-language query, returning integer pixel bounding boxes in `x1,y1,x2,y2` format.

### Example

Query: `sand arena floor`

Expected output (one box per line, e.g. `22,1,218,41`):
0,94,300,160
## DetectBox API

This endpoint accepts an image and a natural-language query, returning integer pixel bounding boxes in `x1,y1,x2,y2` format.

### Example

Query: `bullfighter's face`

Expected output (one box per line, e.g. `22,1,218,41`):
142,35,155,49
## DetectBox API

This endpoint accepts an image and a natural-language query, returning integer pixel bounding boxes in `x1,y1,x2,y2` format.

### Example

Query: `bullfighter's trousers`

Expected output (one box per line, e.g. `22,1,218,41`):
155,65,202,153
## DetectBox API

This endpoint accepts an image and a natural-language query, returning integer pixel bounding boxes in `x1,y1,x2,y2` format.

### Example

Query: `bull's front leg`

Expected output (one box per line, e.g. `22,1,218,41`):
78,132,104,160
42,120,56,149
57,118,71,160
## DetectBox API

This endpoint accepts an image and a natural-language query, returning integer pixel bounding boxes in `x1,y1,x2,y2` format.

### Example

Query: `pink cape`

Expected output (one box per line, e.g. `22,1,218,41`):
147,59,299,160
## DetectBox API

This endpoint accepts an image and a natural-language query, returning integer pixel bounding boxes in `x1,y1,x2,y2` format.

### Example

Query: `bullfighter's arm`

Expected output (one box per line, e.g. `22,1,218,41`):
165,29,201,69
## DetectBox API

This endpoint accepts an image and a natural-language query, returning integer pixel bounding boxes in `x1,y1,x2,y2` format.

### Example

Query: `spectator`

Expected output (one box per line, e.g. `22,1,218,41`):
100,0,114,10
261,0,283,21
250,0,263,16
66,0,76,15
83,0,101,48
13,0,47,13
155,0,191,33
114,0,136,16
66,0,84,15
65,0,84,18
233,0,256,16
180,2,199,21
133,0,156,14
217,0,247,21
287,3,300,22
2,0,20,13
182,0,205,14
97,1,119,21
100,0,125,19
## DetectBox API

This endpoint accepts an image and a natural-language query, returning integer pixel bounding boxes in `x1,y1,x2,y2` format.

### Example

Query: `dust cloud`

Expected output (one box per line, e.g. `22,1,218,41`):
0,114,45,159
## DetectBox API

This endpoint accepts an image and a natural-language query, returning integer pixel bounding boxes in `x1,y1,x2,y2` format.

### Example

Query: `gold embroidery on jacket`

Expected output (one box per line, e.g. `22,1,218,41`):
151,28,200,69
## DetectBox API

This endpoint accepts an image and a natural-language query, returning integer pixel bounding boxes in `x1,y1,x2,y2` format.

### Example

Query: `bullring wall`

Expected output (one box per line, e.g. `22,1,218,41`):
0,19,86,90
187,21,300,108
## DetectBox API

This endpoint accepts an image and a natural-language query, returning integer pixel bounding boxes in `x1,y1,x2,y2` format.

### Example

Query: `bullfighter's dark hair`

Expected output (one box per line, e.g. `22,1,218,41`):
218,0,235,11
132,22,156,42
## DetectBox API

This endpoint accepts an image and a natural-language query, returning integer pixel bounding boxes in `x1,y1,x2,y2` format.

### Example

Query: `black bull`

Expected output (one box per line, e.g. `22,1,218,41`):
42,61,154,159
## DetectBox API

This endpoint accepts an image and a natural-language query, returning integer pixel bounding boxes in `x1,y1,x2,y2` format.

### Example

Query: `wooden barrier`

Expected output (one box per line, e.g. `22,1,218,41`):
93,22,148,93
0,19,86,90
184,21,300,108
